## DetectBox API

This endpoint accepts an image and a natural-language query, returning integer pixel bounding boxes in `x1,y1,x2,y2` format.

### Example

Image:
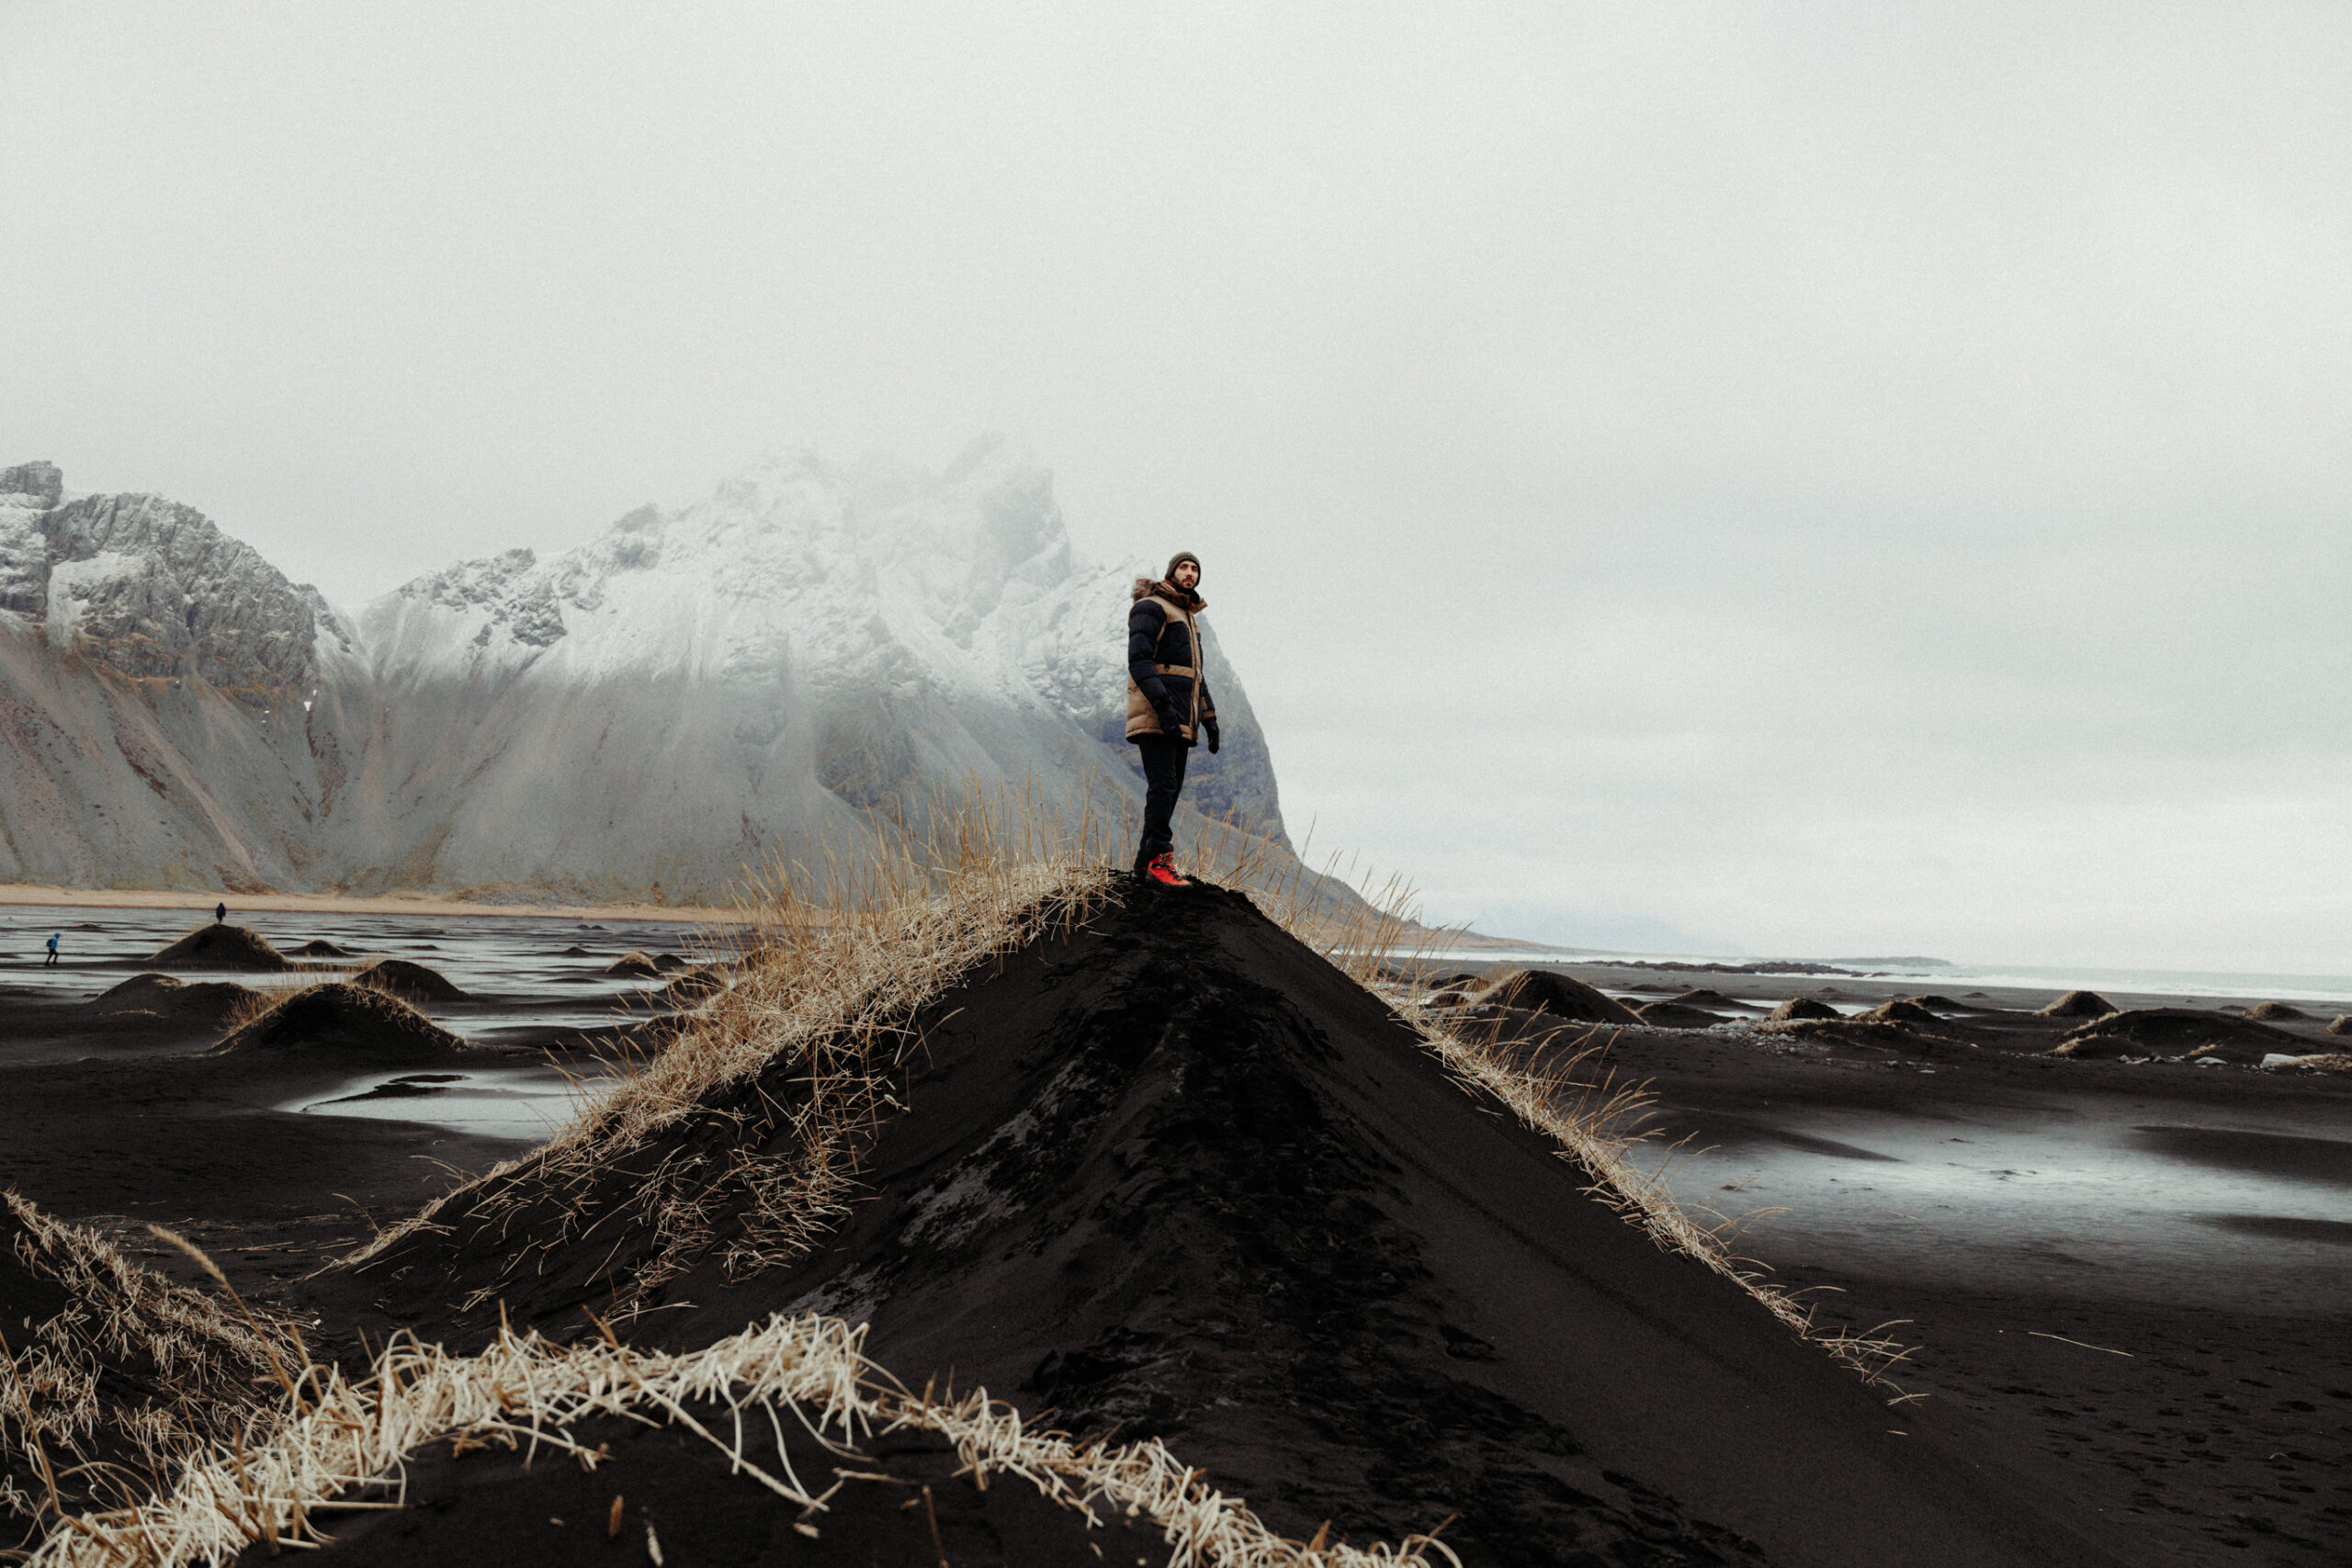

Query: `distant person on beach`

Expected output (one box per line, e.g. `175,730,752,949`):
214,901,226,924
1126,550,1220,886
43,931,59,967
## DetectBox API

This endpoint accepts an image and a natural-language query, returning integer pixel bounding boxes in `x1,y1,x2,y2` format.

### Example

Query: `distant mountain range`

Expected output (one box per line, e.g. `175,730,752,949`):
0,443,1288,902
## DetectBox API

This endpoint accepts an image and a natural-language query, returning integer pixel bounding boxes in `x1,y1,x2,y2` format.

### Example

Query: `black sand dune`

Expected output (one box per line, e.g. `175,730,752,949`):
1669,987,1754,1010
86,971,255,1021
2331,1014,2352,1035
1765,997,1840,1022
2035,988,2116,1019
2052,1007,2303,1063
1481,967,1642,1026
319,886,2119,1568
1903,994,1969,1012
294,938,354,956
1634,998,1724,1028
210,983,476,1064
2246,999,2307,1021
1856,998,1941,1025
143,922,294,971
602,950,664,978
350,956,470,1003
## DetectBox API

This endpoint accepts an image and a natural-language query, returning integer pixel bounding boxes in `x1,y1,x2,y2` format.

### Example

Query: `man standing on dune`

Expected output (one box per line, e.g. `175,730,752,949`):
1126,551,1220,886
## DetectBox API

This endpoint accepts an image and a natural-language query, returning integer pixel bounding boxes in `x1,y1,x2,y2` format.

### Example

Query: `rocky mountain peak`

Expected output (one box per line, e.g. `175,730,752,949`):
0,468,322,703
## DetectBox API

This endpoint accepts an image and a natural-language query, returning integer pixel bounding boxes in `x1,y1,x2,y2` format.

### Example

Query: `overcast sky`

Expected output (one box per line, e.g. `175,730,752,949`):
6,4,2348,971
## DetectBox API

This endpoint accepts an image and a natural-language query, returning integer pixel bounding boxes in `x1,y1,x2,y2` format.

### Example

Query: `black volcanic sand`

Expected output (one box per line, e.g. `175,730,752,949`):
1504,983,2352,1568
0,976,644,1314
300,887,2120,1568
7,911,2344,1565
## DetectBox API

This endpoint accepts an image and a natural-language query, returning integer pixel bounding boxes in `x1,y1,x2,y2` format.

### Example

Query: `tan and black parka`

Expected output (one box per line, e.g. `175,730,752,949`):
1125,578,1217,744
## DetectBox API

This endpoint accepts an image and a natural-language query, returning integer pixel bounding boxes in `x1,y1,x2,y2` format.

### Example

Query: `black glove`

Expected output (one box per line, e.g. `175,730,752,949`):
1156,706,1184,736
1204,717,1220,753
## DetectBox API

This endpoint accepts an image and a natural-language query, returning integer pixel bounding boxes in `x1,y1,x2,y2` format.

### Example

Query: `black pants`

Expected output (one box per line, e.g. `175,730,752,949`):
1134,734,1190,868
43,950,57,967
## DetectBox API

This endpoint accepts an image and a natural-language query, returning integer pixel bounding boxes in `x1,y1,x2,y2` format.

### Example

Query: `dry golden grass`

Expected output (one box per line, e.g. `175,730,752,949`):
26,1312,1459,1568
0,1193,301,1529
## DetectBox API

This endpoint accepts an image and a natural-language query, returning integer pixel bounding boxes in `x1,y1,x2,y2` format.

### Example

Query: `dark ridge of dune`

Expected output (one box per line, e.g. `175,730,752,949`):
294,938,353,956
2246,1000,2307,1021
603,951,663,978
350,957,470,1003
2331,1015,2352,1036
209,983,475,1063
1904,994,1969,1012
2036,989,2117,1019
69,920,104,931
324,885,2120,1568
1426,988,1469,1008
85,972,256,1021
143,922,292,971
1426,969,1482,991
1482,967,1643,1026
1766,997,1841,1022
2051,1007,2303,1063
1634,999,1724,1029
653,953,690,973
1857,998,1941,1025
556,943,594,956
0,1191,290,1524
1668,987,1752,1010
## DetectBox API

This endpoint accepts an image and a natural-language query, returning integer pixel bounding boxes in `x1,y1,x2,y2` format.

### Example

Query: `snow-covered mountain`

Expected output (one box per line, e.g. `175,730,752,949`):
0,444,1288,901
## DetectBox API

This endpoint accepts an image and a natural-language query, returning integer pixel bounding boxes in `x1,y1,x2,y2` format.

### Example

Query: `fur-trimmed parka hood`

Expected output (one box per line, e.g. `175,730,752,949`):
1132,577,1205,613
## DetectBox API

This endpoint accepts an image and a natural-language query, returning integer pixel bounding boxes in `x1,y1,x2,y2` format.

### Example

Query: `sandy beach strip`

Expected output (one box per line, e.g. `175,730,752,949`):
0,881,757,925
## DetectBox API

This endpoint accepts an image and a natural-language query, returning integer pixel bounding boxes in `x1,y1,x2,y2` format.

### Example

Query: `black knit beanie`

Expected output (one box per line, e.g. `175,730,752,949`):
1166,551,1202,582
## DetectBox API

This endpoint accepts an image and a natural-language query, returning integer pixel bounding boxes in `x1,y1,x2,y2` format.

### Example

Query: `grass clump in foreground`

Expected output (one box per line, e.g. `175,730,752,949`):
24,1313,1461,1568
0,1192,303,1534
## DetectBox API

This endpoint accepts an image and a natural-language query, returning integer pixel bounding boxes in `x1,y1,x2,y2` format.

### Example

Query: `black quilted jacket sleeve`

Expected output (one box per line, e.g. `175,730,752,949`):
1128,600,1175,716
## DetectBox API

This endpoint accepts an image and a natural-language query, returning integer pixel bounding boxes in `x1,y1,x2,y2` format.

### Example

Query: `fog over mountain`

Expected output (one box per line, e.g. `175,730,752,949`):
0,444,1283,901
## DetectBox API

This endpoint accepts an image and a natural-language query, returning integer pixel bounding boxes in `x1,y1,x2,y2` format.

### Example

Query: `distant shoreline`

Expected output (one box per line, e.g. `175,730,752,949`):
0,883,750,926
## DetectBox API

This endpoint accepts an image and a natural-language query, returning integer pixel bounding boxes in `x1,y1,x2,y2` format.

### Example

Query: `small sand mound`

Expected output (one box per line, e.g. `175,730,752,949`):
1485,968,1644,1026
654,953,690,973
2051,1007,2301,1063
1905,994,1967,1012
557,943,594,956
1858,999,1941,1025
351,957,469,1003
143,922,291,972
2036,989,2117,1019
1426,970,1481,991
1427,989,1468,1008
2246,1001,2307,1021
293,938,352,957
604,950,663,978
209,983,474,1061
2329,1015,2352,1036
1668,987,1747,1010
1767,998,1841,1022
656,964,729,1005
85,973,256,1020
1635,999,1724,1029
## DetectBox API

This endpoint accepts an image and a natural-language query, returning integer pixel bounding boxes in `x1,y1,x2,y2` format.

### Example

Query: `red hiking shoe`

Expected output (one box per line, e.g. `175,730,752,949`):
1142,852,1192,887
